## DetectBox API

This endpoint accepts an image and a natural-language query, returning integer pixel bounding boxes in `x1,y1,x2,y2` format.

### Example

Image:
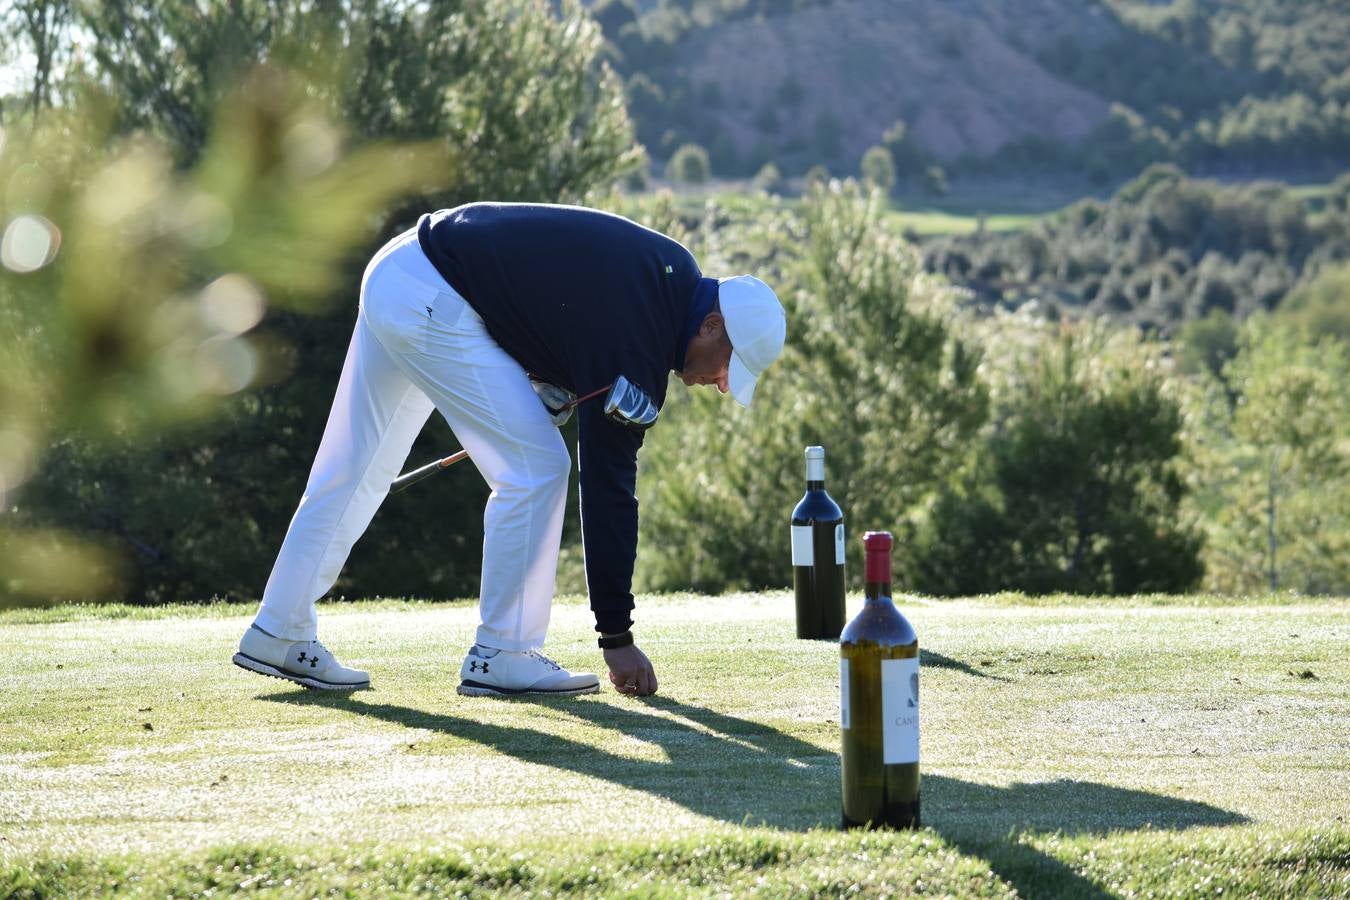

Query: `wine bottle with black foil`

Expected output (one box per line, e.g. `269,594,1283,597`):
840,531,920,829
791,446,846,640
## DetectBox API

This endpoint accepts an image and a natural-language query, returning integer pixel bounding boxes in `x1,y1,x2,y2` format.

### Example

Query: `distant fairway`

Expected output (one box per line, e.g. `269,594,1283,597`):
2,593,1347,897
884,208,1038,236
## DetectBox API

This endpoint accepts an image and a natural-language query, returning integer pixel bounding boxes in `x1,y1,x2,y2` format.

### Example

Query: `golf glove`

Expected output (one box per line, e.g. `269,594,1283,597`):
531,380,576,427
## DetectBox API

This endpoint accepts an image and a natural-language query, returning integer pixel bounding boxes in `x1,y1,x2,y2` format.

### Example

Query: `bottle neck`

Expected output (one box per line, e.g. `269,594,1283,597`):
805,455,825,483
806,479,824,491
864,546,891,602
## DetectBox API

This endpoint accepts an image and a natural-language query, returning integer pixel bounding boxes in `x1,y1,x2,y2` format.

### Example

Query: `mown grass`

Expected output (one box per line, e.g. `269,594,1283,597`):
884,209,1037,236
2,593,1347,897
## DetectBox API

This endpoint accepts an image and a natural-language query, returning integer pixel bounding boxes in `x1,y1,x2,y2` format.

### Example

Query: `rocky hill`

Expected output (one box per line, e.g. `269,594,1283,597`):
599,0,1350,179
661,0,1114,162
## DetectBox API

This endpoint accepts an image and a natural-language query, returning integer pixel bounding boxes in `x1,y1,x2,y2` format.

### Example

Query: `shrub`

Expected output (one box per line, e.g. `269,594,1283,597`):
666,143,711,184
860,145,896,194
635,183,987,592
752,161,785,195
910,318,1204,595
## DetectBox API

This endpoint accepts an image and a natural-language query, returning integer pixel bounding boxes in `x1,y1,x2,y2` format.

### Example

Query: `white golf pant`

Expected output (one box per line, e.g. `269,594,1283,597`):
253,227,570,651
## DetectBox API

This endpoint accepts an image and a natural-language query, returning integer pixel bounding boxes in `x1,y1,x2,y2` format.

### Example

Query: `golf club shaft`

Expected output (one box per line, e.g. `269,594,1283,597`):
388,382,615,495
389,449,469,494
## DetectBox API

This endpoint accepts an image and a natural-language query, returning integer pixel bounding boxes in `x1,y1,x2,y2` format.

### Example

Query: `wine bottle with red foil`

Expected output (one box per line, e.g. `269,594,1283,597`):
791,446,845,640
840,531,920,829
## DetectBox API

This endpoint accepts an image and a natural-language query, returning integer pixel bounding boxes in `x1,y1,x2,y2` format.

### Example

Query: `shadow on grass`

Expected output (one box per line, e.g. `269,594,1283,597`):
923,649,1011,681
264,690,1247,897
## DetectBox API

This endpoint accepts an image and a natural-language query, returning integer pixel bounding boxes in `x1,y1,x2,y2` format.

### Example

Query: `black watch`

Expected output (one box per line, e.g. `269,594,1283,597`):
597,630,634,649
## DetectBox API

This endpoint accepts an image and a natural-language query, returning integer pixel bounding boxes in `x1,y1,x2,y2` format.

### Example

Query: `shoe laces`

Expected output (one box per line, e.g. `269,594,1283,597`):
527,649,561,671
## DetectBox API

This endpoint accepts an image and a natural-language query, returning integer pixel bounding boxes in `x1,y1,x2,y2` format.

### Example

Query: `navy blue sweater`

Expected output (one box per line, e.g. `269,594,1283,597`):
417,202,703,634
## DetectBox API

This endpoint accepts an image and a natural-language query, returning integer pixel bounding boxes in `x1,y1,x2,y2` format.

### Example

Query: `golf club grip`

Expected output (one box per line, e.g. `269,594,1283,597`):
389,451,468,494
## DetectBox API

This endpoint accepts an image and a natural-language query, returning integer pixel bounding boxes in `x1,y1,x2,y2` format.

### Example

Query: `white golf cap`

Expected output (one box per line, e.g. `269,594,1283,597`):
718,274,786,407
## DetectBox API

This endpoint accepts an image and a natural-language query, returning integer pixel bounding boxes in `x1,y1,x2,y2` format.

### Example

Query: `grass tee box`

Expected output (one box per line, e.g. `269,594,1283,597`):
1,593,1348,897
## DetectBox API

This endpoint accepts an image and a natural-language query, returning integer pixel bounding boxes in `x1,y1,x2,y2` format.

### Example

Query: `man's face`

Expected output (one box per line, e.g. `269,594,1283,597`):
680,313,732,394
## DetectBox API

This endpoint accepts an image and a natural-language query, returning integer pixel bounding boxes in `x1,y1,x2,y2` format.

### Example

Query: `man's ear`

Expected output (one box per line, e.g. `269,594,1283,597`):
699,312,725,337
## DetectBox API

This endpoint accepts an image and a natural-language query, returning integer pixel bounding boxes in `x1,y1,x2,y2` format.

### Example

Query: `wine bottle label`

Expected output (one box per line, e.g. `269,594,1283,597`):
834,523,845,565
791,525,813,565
881,657,920,764
839,658,850,730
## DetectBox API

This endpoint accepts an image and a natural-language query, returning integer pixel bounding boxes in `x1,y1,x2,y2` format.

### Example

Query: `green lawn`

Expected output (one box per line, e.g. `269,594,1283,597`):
884,209,1038,236
2,593,1348,897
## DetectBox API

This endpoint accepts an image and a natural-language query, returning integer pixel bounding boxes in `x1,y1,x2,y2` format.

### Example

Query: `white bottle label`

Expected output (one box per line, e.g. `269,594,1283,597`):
791,525,813,566
881,656,920,764
835,523,846,565
840,658,851,730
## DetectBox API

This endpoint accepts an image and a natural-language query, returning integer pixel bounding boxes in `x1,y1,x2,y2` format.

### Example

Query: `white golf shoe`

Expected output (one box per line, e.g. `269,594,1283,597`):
457,645,600,697
232,625,370,690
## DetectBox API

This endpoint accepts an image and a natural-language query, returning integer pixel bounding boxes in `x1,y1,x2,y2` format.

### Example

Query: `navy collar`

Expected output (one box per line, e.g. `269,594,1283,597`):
676,277,719,371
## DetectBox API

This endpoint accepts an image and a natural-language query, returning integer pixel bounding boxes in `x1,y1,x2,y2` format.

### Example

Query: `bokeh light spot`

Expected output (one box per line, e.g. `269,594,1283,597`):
283,118,340,177
199,274,266,334
195,335,259,395
1,215,61,273
178,191,234,248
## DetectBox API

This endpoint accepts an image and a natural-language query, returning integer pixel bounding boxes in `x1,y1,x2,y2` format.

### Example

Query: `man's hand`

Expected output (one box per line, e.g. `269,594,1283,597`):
603,642,658,696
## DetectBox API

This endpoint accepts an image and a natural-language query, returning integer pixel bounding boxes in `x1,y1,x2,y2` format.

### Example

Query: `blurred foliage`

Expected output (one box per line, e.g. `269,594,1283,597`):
5,2,1346,609
750,161,785,196
859,145,895,195
1187,318,1349,594
2,0,638,607
666,143,711,185
0,72,451,606
924,166,1350,333
909,314,1203,595
1275,261,1350,341
630,182,987,592
1176,309,1240,378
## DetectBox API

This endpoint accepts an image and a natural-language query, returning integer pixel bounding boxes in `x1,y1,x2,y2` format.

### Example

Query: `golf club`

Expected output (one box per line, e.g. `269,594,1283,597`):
389,375,658,494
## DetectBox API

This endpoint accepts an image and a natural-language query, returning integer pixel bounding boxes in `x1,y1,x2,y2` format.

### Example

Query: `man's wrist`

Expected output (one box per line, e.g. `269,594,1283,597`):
598,630,634,649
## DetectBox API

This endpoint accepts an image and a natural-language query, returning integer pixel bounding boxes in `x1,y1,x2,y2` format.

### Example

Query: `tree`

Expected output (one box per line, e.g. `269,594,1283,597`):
634,182,987,592
860,145,896,195
802,165,831,193
1176,309,1238,377
1277,262,1350,341
7,0,642,606
923,165,949,197
911,317,1203,595
1,70,451,606
881,119,928,178
751,161,785,195
1194,318,1349,594
4,0,74,124
82,1,640,197
666,143,711,184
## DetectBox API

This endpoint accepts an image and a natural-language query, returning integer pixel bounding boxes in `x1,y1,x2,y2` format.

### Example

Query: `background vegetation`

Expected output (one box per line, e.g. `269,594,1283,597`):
1,0,1346,608
595,0,1350,182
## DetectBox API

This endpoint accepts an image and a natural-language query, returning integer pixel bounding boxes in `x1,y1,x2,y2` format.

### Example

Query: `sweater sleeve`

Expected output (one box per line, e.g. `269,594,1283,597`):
576,400,647,634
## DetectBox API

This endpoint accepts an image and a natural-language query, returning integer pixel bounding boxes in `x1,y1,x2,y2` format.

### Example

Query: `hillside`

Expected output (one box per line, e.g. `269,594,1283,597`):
599,0,1350,179
656,0,1112,161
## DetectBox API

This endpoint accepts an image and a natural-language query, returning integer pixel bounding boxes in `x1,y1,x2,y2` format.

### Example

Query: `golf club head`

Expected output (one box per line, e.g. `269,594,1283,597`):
603,375,659,431
531,379,576,426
